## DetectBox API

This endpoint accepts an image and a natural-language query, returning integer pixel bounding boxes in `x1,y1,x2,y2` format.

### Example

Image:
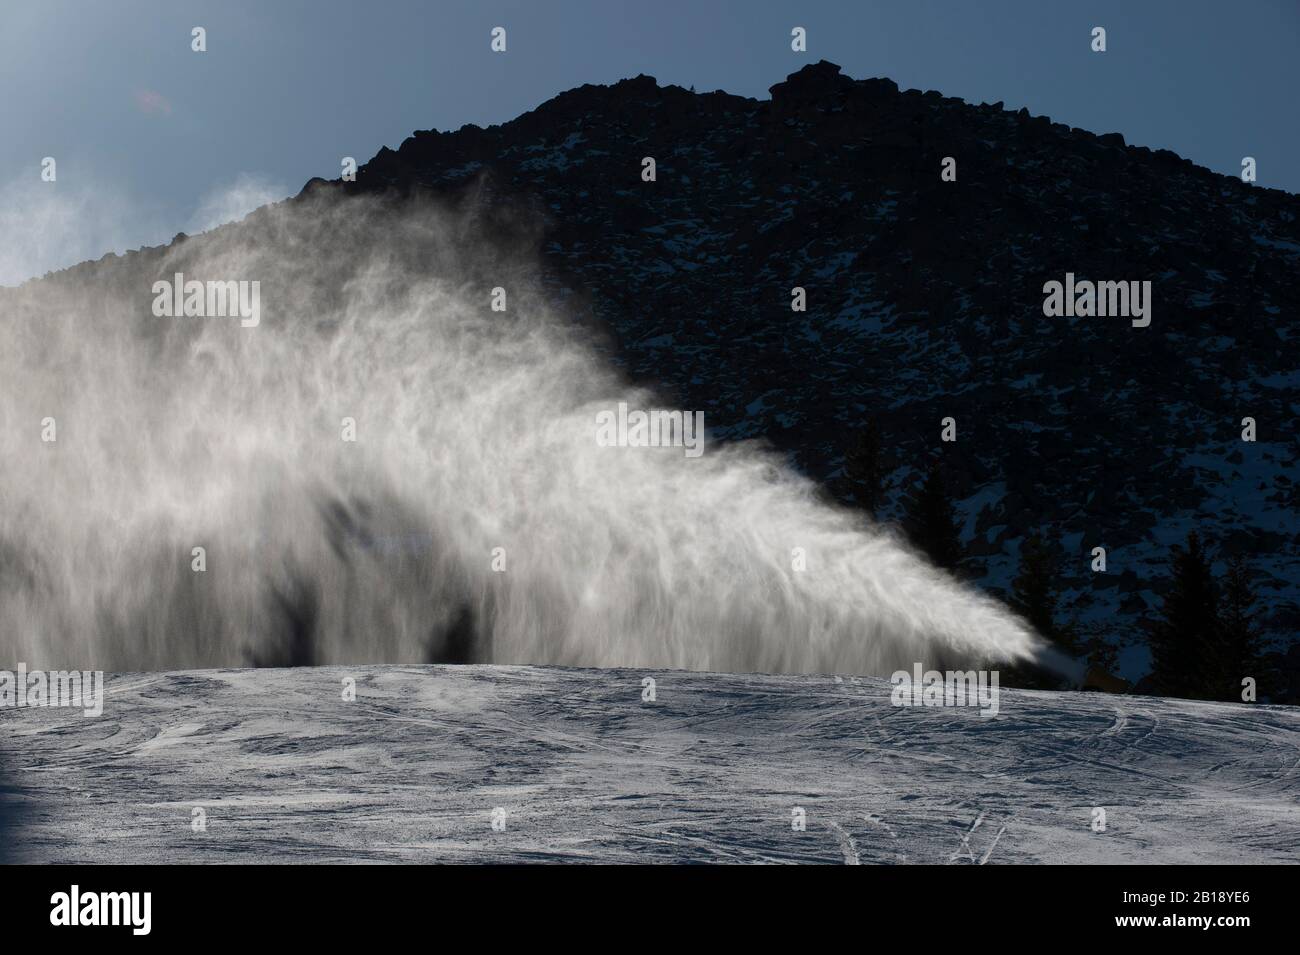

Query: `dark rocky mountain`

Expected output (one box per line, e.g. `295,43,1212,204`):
329,60,1298,681
19,61,1296,687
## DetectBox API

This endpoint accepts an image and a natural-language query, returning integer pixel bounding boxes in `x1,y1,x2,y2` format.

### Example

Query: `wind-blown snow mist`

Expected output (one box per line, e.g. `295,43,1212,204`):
0,187,1044,674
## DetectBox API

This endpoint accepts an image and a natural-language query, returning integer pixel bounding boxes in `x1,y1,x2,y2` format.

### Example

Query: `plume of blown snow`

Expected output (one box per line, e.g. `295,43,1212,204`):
0,188,1043,674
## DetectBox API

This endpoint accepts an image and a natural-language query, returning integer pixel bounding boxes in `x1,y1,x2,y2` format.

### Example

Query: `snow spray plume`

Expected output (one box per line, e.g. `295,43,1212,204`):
0,188,1045,674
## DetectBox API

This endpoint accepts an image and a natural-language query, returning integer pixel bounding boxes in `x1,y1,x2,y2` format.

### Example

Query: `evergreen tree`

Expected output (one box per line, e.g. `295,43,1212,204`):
843,419,884,517
903,459,962,572
1009,533,1078,656
1217,554,1263,702
999,532,1082,690
1148,531,1220,700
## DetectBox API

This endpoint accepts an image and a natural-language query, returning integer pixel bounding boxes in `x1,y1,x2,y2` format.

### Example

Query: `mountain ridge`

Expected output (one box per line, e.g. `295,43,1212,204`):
330,61,1299,682
12,61,1300,689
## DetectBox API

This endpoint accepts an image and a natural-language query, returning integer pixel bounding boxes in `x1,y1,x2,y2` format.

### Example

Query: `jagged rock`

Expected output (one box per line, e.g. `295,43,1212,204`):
325,63,1296,660
28,63,1298,673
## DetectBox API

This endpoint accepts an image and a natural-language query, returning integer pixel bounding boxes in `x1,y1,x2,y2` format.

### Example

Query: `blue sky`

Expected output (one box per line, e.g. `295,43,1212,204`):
2,0,1297,284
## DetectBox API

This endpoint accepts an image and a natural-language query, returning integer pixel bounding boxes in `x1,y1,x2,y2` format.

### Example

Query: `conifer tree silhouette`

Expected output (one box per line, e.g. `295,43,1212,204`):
1217,554,1263,702
842,419,884,517
1010,534,1078,656
902,459,962,572
1149,532,1220,700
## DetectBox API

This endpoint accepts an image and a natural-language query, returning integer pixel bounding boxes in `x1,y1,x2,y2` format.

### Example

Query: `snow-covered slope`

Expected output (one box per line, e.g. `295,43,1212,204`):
2,665,1296,863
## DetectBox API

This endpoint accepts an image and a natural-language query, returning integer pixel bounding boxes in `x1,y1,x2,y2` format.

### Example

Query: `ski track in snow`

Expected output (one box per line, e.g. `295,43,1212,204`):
1,665,1297,864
